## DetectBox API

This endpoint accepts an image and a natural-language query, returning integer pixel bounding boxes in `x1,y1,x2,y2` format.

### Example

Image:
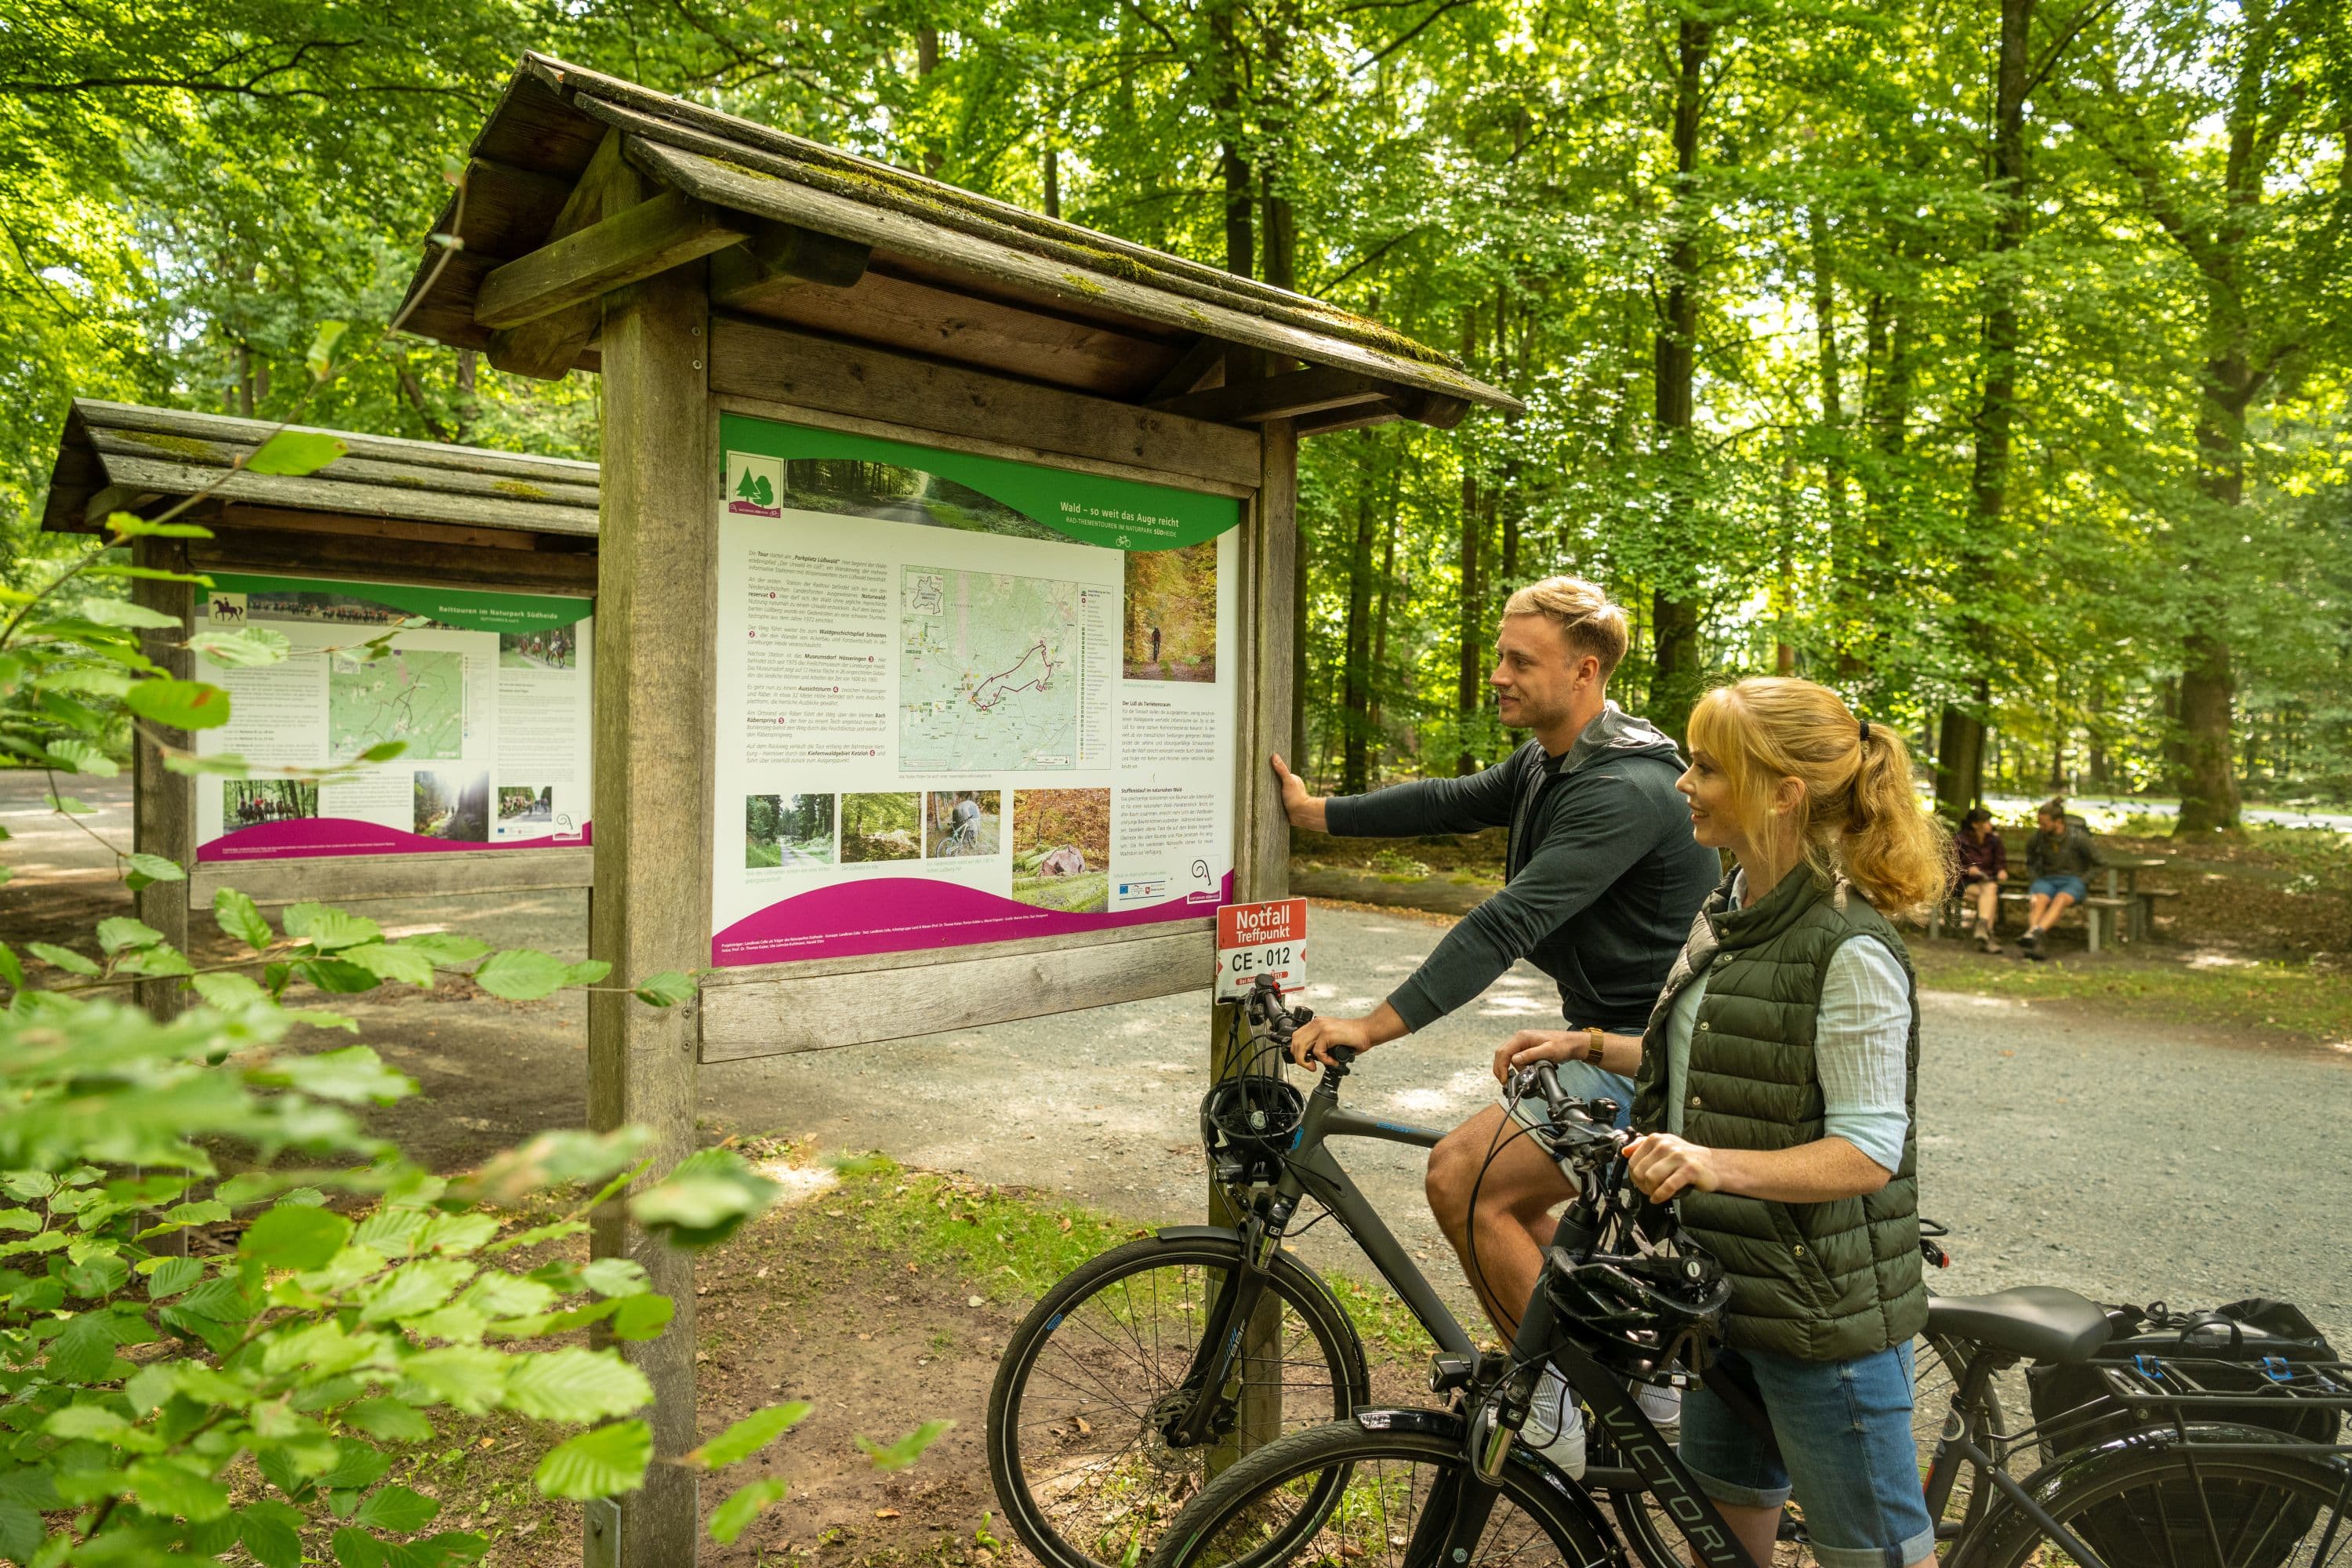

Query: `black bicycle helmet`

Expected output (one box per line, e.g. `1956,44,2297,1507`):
1199,1074,1305,1163
1546,1241,1731,1381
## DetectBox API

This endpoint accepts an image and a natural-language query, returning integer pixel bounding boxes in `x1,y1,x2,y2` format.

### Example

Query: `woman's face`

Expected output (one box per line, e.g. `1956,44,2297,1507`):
1676,748,1738,851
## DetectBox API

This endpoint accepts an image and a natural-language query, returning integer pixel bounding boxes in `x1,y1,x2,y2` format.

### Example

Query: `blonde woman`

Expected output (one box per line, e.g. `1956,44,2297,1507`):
1501,677,1954,1568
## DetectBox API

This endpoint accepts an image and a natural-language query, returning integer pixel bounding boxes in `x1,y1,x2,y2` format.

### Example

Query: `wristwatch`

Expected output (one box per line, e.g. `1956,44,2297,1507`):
1584,1025,1605,1064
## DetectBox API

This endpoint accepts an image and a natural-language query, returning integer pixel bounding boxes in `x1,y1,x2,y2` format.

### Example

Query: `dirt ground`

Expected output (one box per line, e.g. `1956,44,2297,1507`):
6,776,2350,1567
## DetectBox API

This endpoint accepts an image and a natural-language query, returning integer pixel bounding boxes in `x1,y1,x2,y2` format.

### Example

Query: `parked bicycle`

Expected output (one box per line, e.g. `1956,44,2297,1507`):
1145,1060,2352,1568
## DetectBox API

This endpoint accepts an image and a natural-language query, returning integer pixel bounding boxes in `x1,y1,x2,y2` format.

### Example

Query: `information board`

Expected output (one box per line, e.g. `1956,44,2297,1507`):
709,413,1243,966
191,572,594,862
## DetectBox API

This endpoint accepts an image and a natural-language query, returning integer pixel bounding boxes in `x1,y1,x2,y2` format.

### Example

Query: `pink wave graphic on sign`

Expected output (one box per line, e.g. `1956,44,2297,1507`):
710,873,1232,967
198,817,592,862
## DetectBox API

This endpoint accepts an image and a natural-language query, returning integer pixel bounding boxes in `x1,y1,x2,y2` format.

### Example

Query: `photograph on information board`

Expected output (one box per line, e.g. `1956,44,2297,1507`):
709,412,1240,967
191,573,593,862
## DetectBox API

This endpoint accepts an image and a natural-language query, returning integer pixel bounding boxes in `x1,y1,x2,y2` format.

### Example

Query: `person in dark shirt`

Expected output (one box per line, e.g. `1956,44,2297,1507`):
1954,806,2009,953
1272,575,1719,1468
2020,799,2101,960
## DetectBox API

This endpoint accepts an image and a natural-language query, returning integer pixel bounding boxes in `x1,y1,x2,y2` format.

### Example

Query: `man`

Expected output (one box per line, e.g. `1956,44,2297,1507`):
1955,806,2009,953
1274,575,1718,1468
2019,798,2100,960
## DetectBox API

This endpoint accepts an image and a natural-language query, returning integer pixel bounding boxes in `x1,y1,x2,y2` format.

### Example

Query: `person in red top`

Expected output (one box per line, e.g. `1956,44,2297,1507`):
1953,806,2009,953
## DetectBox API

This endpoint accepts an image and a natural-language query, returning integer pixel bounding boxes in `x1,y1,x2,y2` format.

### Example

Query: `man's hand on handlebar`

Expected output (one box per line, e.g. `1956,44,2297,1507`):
1286,1000,1408,1071
1490,1029,1589,1083
1269,753,1327,832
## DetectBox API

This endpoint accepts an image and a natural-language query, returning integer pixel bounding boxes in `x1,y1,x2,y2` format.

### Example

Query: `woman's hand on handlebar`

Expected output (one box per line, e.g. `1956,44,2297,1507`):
1286,1001,1406,1071
1624,1133,1723,1203
1490,1029,1588,1083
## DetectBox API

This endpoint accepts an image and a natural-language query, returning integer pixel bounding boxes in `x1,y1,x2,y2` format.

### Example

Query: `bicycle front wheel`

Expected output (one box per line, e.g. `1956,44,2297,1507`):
1149,1419,1614,1568
988,1233,1369,1568
1971,1425,2352,1568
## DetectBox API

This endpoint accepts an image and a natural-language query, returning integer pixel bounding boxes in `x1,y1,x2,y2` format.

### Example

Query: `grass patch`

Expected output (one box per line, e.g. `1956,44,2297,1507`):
1912,946,2352,1045
813,1154,1439,1361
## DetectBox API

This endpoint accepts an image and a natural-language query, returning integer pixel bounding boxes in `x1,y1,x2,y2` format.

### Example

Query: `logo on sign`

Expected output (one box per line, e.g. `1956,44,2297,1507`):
727,452,783,517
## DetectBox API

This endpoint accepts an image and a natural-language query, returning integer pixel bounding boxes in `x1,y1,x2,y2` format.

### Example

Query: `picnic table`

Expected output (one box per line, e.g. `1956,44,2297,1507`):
2101,854,2172,942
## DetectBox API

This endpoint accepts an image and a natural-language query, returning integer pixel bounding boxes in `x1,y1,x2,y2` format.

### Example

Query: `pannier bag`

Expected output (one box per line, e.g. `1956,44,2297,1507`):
2027,1298,2340,1568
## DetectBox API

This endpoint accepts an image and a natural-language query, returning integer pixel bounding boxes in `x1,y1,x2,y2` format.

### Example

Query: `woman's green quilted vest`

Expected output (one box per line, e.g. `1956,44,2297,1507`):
1632,867,1928,1363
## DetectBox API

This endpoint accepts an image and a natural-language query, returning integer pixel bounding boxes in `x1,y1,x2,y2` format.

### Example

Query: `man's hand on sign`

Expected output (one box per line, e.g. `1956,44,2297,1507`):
1287,1002,1406,1070
1269,753,1327,832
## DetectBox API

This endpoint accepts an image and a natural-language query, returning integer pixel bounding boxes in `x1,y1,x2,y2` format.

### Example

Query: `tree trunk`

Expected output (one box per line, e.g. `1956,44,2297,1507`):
1646,15,1711,740
1370,510,1396,760
916,27,943,175
1342,455,1376,794
1941,0,2035,819
1042,146,1060,219
1457,460,1483,777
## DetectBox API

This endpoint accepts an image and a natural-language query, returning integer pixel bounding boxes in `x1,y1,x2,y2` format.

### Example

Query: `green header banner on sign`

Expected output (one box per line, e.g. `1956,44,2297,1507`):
717,413,1242,550
199,574,593,635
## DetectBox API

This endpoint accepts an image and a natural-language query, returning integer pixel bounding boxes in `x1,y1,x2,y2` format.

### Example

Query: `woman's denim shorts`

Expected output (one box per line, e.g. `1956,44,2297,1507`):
1680,1341,1936,1568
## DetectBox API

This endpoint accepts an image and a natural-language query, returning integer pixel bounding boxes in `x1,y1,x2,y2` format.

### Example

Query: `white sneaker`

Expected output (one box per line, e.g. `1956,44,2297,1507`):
1634,1381,1682,1443
1522,1367,1586,1477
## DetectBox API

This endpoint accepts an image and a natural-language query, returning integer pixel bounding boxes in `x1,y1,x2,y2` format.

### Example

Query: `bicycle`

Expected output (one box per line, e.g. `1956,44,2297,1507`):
1145,1064,2352,1568
984,978,1987,1568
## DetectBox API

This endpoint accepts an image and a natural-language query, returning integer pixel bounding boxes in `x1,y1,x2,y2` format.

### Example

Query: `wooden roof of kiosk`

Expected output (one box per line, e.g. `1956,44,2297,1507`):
42,399,598,594
395,53,1518,430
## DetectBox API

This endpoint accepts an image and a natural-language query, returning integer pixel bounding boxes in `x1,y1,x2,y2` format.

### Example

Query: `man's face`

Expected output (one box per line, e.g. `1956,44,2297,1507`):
1490,615,1591,731
2038,811,2062,834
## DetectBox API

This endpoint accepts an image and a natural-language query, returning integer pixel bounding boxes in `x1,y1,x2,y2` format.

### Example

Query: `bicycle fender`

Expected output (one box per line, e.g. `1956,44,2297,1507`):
1348,1408,1617,1541
1153,1225,1244,1245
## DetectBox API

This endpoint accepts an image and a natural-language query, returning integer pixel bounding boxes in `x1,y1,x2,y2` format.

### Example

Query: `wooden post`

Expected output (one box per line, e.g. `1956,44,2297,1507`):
130,538,194,1022
1206,418,1298,1468
585,216,714,1561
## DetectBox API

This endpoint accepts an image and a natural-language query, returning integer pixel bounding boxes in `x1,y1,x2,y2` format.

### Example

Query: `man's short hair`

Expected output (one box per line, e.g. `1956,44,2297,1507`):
2038,799,2066,822
1501,575,1629,680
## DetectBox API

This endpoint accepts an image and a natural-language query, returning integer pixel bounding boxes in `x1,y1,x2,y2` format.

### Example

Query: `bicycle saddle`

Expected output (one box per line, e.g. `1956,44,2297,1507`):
1926,1286,2112,1364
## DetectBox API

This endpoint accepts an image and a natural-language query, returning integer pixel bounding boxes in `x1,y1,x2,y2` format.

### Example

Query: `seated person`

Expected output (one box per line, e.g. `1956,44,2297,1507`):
1953,806,2008,953
2020,799,2100,958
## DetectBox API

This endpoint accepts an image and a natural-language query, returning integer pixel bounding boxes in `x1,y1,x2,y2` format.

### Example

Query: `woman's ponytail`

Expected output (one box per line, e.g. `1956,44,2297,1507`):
1840,722,1955,914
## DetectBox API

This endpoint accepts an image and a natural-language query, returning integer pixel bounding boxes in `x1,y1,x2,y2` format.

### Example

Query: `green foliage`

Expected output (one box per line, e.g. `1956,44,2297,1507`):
0,897,815,1561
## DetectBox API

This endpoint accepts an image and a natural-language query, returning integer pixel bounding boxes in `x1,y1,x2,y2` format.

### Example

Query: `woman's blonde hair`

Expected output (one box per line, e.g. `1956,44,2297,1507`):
1686,677,1955,915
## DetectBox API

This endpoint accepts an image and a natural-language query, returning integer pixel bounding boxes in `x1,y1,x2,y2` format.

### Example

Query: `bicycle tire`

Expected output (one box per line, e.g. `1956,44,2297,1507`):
1602,1330,2002,1568
1147,1416,1617,1568
988,1233,1370,1568
1964,1423,2352,1568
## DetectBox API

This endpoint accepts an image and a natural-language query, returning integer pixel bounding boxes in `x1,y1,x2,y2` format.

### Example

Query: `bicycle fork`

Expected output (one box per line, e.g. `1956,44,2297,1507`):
1160,1196,1298,1449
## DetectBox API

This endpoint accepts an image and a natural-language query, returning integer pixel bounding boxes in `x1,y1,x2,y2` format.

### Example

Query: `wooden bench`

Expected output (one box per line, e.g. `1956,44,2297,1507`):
1990,889,2126,953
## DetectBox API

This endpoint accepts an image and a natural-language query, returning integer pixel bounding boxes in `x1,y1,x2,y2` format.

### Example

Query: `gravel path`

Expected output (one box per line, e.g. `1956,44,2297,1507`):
8,775,2346,1345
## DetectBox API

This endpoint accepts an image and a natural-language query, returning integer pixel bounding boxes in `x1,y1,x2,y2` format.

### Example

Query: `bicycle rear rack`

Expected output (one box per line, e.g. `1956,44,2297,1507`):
2092,1352,2352,1457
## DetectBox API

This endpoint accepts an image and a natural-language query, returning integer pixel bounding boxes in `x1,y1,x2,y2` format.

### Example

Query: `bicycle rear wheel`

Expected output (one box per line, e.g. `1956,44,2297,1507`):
988,1234,1368,1568
1971,1425,2352,1568
1149,1418,1615,1568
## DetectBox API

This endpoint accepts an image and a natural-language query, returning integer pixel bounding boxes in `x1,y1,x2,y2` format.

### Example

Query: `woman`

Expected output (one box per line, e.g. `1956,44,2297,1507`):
1954,805,2008,953
1501,677,1953,1568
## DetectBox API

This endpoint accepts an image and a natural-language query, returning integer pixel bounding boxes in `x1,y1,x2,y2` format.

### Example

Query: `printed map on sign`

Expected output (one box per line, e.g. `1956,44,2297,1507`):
328,649,465,760
899,567,1079,773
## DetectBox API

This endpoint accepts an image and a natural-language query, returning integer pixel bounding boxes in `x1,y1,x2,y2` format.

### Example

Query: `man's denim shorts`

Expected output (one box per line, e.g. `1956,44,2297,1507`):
1681,1341,1936,1568
2029,873,2089,902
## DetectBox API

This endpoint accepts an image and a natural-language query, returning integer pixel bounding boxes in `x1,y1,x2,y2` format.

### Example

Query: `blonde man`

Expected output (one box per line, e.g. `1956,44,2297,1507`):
1272,575,1718,1472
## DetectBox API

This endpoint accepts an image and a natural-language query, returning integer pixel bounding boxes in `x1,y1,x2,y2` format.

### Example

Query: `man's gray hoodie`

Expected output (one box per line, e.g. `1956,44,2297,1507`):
1323,705,1720,1033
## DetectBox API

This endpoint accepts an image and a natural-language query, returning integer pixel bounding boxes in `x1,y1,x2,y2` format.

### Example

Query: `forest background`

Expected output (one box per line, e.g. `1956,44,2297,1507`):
3,0,2347,831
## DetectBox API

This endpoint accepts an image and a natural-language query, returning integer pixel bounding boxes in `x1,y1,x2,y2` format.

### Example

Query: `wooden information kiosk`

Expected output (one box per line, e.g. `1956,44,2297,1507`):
394,53,1515,1563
